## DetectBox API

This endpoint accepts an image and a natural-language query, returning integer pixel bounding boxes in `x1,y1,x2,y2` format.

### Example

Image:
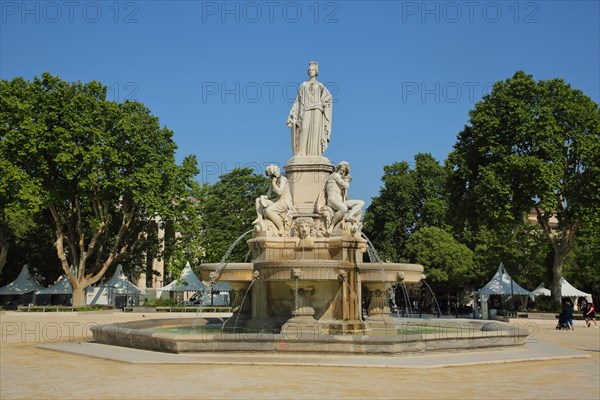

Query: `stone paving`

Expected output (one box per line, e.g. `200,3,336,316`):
1,311,599,399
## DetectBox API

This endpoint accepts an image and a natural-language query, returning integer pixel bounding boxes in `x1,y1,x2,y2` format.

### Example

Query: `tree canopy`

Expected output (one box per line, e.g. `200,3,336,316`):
405,226,476,290
0,73,198,305
447,71,600,302
0,158,44,275
198,167,268,263
363,153,447,262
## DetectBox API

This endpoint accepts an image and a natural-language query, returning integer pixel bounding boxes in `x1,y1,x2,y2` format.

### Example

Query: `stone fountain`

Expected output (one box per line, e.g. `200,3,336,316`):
200,60,424,335
91,62,529,353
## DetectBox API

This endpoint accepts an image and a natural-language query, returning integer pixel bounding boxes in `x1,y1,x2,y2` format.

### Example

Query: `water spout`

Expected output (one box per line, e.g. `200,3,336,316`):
210,229,254,284
361,232,382,264
422,280,442,318
224,277,258,333
399,281,413,317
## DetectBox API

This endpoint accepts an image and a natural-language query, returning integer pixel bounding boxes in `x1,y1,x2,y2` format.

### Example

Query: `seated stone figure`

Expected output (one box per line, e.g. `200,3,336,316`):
253,164,295,236
321,161,364,234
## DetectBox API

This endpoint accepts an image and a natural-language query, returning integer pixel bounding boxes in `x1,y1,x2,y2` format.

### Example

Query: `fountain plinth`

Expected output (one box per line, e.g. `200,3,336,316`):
284,155,334,214
247,223,369,334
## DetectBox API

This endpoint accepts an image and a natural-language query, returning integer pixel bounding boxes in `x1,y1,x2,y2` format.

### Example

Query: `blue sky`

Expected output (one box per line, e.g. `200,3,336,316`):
2,1,599,205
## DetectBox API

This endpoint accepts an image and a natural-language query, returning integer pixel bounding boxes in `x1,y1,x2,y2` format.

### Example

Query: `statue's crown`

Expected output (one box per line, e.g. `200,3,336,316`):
308,61,318,68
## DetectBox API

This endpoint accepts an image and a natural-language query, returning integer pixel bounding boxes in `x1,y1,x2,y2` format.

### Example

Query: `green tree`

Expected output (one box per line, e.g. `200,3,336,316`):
405,226,476,290
0,210,58,288
564,222,600,302
448,71,600,303
363,153,448,262
0,159,43,275
162,181,205,280
0,73,198,306
198,167,268,263
471,224,552,290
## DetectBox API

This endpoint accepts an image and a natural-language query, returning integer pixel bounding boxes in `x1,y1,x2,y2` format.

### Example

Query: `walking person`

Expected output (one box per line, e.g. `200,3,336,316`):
582,300,597,328
562,300,574,330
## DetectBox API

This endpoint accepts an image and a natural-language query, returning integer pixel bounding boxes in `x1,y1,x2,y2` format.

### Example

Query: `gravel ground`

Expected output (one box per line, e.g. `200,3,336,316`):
1,312,598,400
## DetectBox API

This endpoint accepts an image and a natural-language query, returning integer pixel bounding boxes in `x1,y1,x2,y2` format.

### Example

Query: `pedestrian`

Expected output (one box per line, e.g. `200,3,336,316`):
562,300,574,330
582,300,597,328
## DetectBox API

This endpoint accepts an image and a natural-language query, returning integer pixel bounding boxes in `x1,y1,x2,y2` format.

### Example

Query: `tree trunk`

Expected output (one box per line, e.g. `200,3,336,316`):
0,225,8,275
551,250,564,305
72,285,86,307
0,240,7,275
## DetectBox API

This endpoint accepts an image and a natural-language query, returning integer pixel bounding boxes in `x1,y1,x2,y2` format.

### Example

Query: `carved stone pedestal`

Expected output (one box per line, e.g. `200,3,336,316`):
284,155,333,214
281,277,318,335
364,283,396,334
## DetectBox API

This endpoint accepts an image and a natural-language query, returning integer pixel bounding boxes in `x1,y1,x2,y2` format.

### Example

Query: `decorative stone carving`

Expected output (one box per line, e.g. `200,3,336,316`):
319,161,364,235
291,217,316,248
291,268,302,279
292,217,314,239
253,165,295,236
286,61,333,156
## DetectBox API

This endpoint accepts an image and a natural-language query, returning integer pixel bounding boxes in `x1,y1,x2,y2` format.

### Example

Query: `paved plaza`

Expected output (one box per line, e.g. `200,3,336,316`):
1,311,598,399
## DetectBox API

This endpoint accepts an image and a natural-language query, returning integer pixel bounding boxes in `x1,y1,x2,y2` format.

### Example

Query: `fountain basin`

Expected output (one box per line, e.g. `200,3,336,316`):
200,263,253,282
200,262,424,283
91,318,530,354
358,262,424,283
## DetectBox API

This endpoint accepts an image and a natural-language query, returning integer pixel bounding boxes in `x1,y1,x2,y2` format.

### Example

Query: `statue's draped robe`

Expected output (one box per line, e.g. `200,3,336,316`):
288,81,332,156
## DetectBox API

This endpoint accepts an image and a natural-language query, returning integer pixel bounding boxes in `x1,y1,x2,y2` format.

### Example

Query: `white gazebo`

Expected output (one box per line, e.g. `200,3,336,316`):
0,265,44,305
474,263,533,319
87,264,143,307
156,262,207,300
531,283,551,298
37,275,73,296
36,274,73,305
532,278,592,304
559,277,592,302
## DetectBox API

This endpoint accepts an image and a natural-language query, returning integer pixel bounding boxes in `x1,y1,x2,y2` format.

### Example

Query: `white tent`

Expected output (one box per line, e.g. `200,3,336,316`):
156,262,208,301
531,283,551,298
209,281,232,291
87,264,143,306
200,280,232,306
531,279,592,303
474,263,533,319
476,263,533,300
101,264,143,294
157,262,207,295
36,275,73,295
0,265,44,295
559,277,592,303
